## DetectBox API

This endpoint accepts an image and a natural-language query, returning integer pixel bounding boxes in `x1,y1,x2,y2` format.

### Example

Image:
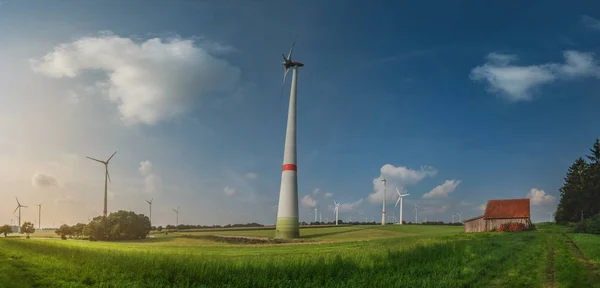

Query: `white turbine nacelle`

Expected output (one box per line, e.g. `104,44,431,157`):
394,188,409,225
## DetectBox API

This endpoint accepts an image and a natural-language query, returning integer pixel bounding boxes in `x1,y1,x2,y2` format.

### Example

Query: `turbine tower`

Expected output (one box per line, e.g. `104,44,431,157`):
14,197,27,233
275,39,304,239
314,207,318,222
413,204,419,224
381,178,387,225
146,199,153,227
37,203,43,230
333,201,340,225
395,188,409,225
173,207,180,227
86,151,117,217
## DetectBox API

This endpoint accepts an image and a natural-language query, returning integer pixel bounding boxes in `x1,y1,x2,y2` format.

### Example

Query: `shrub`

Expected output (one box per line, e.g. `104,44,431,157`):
575,214,600,234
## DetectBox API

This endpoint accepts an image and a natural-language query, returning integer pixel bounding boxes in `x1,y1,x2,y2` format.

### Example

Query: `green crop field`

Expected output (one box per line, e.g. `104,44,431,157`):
0,224,599,287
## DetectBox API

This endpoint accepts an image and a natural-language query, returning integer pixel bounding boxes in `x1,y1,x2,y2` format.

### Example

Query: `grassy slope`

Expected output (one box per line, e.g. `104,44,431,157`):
0,224,598,287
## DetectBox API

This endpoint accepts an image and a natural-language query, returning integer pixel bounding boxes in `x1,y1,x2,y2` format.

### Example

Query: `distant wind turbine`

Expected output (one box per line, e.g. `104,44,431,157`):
86,151,117,217
14,197,27,232
37,203,43,230
381,178,387,225
413,204,419,224
395,188,409,225
333,201,340,225
173,207,180,227
146,198,153,227
314,207,318,222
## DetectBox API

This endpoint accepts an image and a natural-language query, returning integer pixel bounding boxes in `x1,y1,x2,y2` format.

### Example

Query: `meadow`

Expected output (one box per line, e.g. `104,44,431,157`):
0,224,599,287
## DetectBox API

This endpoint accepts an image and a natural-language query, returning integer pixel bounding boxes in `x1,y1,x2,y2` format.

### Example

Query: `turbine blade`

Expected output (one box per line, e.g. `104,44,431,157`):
400,194,410,197
395,197,401,207
282,53,287,61
396,188,401,196
287,38,296,61
106,169,112,183
13,206,18,214
15,197,20,206
280,66,290,105
86,156,106,164
107,151,118,163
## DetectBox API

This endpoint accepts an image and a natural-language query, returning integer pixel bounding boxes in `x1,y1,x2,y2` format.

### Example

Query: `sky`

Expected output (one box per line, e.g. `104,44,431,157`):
1,1,599,227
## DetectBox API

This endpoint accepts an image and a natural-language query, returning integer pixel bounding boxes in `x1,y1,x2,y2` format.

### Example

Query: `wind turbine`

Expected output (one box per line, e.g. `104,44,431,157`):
275,39,305,239
173,207,180,227
381,178,387,225
146,199,153,227
319,213,322,223
333,201,340,225
395,188,409,225
14,197,27,233
37,203,43,230
314,207,318,222
457,212,463,223
86,151,117,217
413,204,419,224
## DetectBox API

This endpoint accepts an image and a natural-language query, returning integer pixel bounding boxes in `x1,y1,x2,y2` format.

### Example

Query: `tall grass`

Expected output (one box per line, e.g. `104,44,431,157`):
0,231,543,287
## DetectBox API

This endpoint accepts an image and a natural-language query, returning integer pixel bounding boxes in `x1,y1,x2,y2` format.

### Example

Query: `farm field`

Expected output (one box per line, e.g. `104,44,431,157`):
0,224,599,287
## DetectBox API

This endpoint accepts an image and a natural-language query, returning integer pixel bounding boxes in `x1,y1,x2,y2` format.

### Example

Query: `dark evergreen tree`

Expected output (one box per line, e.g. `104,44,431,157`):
583,139,600,219
556,157,587,223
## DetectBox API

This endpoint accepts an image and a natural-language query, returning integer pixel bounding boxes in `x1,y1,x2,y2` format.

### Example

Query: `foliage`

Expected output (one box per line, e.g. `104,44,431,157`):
71,223,86,239
0,225,12,237
574,213,600,234
496,222,528,232
85,211,150,241
55,224,72,240
556,139,600,224
20,222,35,238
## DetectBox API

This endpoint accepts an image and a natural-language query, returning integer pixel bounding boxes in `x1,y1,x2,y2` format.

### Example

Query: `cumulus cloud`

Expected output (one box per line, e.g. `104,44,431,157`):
423,180,461,199
223,186,236,196
30,32,241,125
312,188,320,196
32,173,59,188
244,172,258,180
368,164,437,203
138,161,162,194
302,195,317,208
470,51,600,101
324,192,333,199
338,199,364,213
527,188,556,206
581,15,600,30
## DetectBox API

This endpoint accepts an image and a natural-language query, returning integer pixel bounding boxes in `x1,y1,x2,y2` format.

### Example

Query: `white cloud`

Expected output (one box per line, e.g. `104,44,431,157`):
138,161,162,195
438,205,449,213
32,173,59,188
223,186,236,196
459,201,473,206
312,188,320,196
302,195,317,208
423,180,461,199
478,203,487,212
581,15,600,30
30,32,241,125
470,51,600,101
324,192,333,199
244,172,258,180
368,164,437,203
338,199,364,213
527,188,556,206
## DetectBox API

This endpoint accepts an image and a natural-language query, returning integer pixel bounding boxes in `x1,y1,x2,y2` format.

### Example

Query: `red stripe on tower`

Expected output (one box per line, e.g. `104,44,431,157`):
282,164,297,171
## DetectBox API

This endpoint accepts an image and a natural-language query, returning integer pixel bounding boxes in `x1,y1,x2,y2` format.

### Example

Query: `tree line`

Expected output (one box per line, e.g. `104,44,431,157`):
555,139,600,229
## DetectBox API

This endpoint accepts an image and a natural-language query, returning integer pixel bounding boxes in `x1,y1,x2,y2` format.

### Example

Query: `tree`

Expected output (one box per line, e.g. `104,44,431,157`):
55,224,72,240
556,157,588,223
157,226,163,232
71,223,86,239
21,222,35,239
583,139,600,219
0,225,12,237
84,211,151,241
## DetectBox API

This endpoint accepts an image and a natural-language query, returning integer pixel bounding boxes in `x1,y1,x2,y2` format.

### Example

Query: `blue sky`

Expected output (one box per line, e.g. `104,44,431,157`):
1,1,599,226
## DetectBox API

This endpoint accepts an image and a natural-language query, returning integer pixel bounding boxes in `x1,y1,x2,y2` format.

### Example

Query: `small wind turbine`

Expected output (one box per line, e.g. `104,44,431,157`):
314,207,318,222
457,212,463,223
14,197,27,232
37,203,43,230
413,204,419,224
395,188,409,225
86,151,117,217
381,178,387,225
146,198,153,227
333,201,340,225
452,213,456,223
173,207,180,227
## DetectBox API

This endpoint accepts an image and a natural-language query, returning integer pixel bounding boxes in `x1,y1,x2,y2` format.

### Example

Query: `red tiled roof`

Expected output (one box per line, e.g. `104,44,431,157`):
484,198,530,219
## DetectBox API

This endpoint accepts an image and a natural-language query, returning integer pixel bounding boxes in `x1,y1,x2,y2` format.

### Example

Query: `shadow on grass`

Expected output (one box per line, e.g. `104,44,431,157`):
301,227,362,239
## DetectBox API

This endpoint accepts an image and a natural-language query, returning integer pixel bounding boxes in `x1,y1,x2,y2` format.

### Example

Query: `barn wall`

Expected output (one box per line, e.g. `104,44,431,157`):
486,218,531,231
464,217,486,233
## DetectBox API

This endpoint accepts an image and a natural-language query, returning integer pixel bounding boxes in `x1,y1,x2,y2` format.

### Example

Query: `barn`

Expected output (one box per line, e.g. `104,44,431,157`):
463,198,531,233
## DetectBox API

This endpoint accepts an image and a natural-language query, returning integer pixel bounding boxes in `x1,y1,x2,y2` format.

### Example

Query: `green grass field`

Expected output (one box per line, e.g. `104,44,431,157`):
0,224,599,287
